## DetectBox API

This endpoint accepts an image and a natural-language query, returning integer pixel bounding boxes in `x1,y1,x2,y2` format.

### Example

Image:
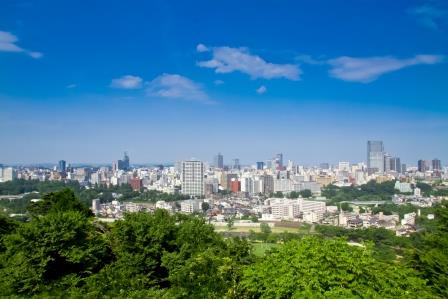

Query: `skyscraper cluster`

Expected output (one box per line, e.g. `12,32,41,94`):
367,141,404,174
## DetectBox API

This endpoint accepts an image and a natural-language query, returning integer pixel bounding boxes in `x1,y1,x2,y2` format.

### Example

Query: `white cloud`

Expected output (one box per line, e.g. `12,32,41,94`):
327,55,444,83
256,85,267,94
146,73,211,103
66,83,77,89
196,43,209,53
0,30,43,59
296,54,325,65
110,75,143,89
28,51,43,59
197,46,301,80
214,79,224,85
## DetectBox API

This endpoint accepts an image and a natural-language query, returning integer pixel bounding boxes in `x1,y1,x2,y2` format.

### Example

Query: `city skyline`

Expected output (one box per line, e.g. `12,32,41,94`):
1,0,447,164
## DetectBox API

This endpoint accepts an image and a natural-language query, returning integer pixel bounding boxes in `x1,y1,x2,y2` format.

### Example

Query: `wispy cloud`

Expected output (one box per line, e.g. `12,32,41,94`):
408,2,447,30
256,85,267,94
296,54,326,65
110,75,143,89
196,43,209,53
0,30,43,59
327,55,444,83
66,83,77,89
214,79,224,85
197,46,301,80
146,74,211,103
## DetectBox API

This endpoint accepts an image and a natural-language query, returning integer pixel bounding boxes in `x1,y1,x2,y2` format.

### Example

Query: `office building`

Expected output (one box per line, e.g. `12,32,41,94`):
383,154,391,172
230,178,241,193
275,153,283,169
338,162,350,172
2,167,16,182
401,164,407,173
367,141,384,173
181,160,204,196
390,157,401,173
432,159,442,171
232,158,240,170
122,152,130,170
256,161,264,170
261,174,274,194
130,177,142,191
58,160,66,173
418,160,430,172
214,153,224,169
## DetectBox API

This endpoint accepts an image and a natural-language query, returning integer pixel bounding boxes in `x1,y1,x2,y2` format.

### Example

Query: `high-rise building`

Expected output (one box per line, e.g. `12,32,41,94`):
58,160,66,173
390,157,401,173
338,162,350,172
275,153,283,169
261,174,274,194
432,159,442,171
367,141,384,173
383,154,391,172
213,153,224,169
256,161,264,170
130,177,142,191
2,167,16,182
181,160,204,196
418,160,430,172
232,158,240,170
230,178,241,193
123,152,130,170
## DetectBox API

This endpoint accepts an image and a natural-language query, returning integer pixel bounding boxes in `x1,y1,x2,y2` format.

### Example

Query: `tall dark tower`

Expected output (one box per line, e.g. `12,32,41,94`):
123,152,130,170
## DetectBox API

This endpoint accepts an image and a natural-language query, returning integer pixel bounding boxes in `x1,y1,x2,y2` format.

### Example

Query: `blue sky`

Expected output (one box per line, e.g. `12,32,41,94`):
0,0,447,165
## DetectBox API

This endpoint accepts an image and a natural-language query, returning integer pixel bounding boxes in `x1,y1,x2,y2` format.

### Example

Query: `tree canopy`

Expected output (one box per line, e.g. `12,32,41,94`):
238,237,432,298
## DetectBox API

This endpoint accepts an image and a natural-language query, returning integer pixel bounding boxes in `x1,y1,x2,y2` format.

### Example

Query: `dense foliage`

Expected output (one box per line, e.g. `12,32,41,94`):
238,237,432,298
322,180,397,204
1,188,447,298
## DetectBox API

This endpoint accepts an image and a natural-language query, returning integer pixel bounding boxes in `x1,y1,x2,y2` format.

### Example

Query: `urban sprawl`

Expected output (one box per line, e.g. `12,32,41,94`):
1,141,447,237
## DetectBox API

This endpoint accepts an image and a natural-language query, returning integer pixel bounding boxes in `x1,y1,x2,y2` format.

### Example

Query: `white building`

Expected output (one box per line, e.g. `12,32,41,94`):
181,160,204,196
2,167,16,182
298,199,326,213
92,198,101,215
155,200,173,211
401,212,416,226
414,187,421,197
303,211,323,223
180,199,202,214
338,162,350,172
270,199,299,220
273,178,293,192
395,181,412,193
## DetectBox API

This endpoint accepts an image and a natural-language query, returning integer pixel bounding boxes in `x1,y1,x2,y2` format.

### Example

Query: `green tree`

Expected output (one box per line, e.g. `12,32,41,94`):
227,216,235,230
0,213,18,252
407,201,448,297
299,189,312,198
201,202,210,213
340,202,353,212
27,188,92,217
0,211,110,296
238,237,432,298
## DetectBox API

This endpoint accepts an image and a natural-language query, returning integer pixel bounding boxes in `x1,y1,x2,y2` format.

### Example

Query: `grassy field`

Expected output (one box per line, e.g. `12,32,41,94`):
251,242,279,256
214,224,314,234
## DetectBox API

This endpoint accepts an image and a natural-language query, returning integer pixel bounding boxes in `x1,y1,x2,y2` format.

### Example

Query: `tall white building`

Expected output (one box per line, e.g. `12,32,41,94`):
2,167,16,182
338,162,350,172
181,160,204,196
